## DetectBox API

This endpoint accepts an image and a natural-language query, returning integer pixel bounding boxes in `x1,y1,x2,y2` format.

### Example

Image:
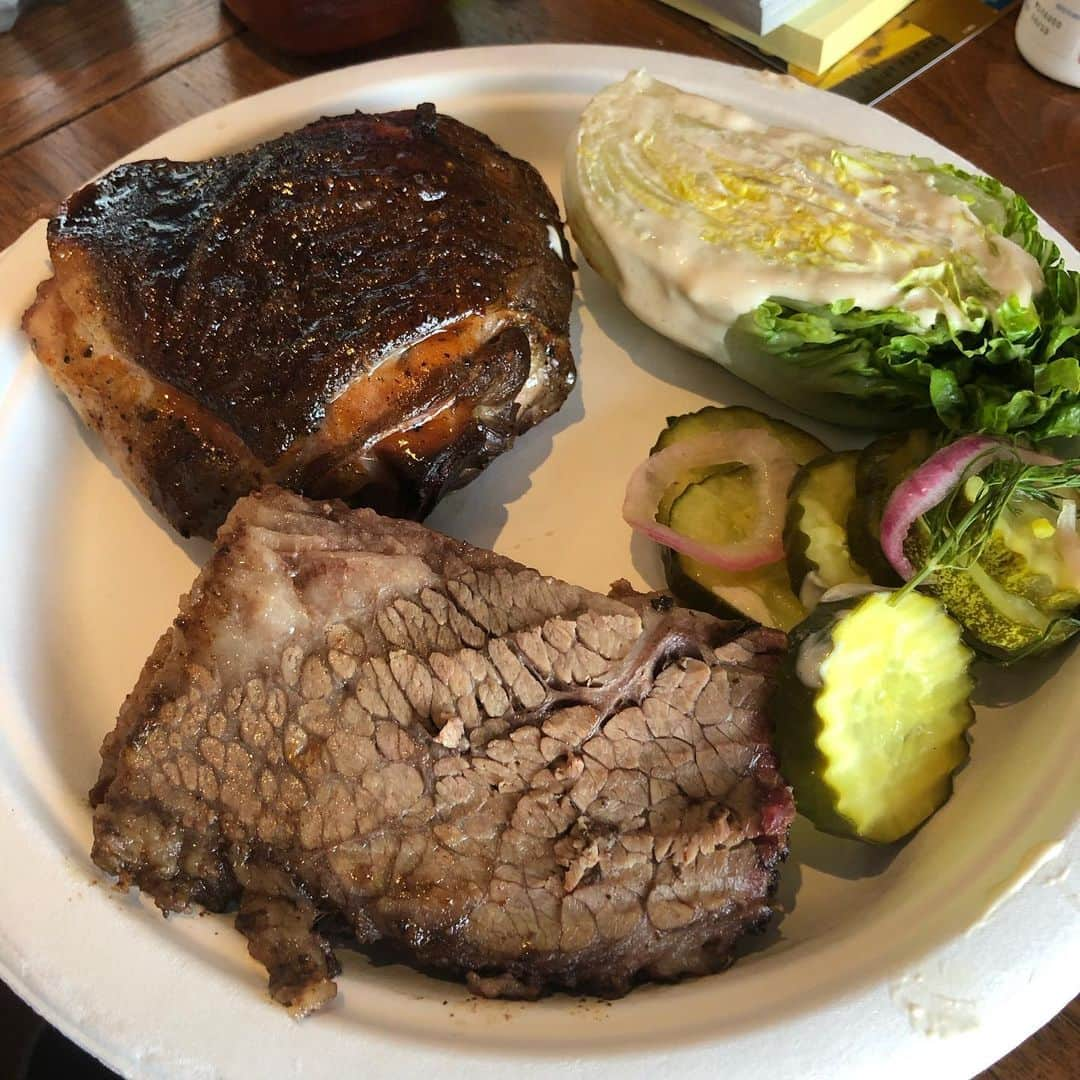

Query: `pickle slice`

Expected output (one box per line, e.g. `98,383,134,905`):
846,430,1080,660
656,464,735,526
906,516,1080,660
652,405,828,528
986,496,1080,611
848,429,937,585
653,404,828,460
653,406,827,630
666,464,806,630
784,451,870,606
771,590,974,844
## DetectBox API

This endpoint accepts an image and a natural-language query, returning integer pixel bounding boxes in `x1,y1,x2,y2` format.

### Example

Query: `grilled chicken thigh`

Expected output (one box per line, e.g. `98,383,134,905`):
23,105,575,538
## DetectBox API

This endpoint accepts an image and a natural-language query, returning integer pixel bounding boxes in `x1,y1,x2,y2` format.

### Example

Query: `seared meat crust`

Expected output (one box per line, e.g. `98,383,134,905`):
91,488,793,1011
23,106,575,537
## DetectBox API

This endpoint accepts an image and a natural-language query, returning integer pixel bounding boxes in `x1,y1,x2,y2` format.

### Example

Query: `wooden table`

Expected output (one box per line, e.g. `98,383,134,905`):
0,1,1075,1076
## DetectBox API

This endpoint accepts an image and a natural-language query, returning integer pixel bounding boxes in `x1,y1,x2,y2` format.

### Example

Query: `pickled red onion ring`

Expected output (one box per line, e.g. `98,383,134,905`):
880,435,1061,579
622,429,798,572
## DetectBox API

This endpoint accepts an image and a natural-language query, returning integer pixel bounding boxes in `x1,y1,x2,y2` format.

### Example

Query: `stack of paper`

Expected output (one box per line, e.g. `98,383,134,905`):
663,0,915,73
689,0,818,35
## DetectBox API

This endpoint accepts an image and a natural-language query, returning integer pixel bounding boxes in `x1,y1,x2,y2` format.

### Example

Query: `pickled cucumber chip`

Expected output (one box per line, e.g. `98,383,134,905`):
772,591,974,844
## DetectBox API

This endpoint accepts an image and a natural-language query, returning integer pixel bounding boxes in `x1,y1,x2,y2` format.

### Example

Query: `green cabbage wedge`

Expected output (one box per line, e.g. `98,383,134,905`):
734,162,1080,439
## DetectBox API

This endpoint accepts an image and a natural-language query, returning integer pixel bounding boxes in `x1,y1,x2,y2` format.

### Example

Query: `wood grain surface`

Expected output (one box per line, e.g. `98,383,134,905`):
0,0,238,156
0,1,1075,1077
884,13,1079,240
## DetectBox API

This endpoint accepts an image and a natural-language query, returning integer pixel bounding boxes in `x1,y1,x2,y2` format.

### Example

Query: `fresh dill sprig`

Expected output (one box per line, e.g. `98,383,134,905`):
900,448,1080,597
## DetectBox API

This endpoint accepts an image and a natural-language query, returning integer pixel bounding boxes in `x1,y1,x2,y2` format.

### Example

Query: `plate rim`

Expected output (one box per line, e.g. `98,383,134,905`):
0,42,1077,1080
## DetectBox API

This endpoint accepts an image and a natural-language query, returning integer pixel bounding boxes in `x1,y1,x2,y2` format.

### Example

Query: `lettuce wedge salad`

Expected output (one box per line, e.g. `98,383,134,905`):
565,73,1080,438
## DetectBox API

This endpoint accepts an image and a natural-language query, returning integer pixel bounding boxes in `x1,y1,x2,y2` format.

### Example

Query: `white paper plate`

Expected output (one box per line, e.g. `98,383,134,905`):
0,44,1076,1080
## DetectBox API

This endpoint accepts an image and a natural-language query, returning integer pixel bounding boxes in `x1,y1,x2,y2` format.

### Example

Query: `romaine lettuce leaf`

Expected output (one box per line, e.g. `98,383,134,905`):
734,161,1080,440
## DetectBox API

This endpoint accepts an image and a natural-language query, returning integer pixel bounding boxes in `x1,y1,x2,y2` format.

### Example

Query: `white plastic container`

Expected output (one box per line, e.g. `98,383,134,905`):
1015,0,1080,87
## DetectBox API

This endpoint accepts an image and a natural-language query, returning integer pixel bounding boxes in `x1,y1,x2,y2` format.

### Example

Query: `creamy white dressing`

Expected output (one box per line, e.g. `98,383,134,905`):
798,569,831,613
996,493,1080,593
889,975,980,1038
564,72,1044,355
795,627,833,690
794,586,890,686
